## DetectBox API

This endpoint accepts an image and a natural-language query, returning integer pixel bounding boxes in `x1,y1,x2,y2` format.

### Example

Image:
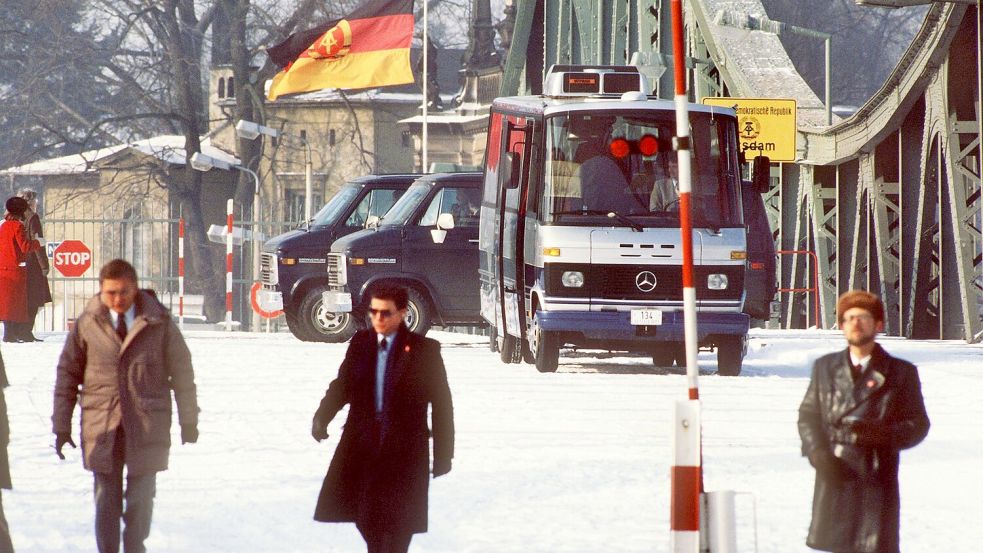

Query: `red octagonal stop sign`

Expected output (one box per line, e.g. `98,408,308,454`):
53,240,93,277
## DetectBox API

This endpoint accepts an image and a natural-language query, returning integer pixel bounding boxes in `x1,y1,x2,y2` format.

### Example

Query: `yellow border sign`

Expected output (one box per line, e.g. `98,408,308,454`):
702,97,797,162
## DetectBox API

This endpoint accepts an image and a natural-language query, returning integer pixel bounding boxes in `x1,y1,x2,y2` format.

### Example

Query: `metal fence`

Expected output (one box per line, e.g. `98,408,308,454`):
37,208,299,333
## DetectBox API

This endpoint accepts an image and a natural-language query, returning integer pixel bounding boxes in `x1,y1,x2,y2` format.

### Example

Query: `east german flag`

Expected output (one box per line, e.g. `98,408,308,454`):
266,0,414,100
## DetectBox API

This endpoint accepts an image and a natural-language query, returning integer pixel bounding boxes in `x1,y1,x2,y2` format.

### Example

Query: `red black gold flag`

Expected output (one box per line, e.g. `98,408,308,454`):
266,0,414,100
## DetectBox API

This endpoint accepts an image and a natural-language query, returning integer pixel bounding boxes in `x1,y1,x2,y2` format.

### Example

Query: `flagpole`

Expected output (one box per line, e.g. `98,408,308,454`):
422,0,429,172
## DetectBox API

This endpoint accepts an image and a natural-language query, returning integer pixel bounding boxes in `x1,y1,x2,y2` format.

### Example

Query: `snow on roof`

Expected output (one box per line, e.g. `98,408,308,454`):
0,136,240,176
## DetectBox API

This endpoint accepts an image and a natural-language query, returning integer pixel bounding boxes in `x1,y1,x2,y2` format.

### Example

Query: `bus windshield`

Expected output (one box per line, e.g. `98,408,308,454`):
310,184,360,227
379,183,430,226
541,111,742,228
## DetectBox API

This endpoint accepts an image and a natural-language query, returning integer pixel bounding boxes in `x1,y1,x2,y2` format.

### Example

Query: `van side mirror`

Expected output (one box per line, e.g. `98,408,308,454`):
431,212,455,244
752,155,771,193
436,212,455,230
365,215,380,229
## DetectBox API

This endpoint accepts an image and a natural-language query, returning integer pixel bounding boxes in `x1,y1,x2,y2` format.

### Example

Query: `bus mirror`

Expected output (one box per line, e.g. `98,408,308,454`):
365,215,380,229
431,229,447,244
752,155,771,193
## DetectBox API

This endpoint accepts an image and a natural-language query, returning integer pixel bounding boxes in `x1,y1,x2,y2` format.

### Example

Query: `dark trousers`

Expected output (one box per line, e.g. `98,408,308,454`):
358,526,413,553
93,430,156,553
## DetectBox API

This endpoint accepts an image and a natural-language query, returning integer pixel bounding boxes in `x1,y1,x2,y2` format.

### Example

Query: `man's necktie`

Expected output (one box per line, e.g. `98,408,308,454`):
116,317,127,342
380,338,387,351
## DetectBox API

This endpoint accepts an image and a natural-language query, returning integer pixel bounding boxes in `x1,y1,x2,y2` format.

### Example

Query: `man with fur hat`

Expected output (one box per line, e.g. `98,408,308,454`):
798,291,930,553
0,197,42,342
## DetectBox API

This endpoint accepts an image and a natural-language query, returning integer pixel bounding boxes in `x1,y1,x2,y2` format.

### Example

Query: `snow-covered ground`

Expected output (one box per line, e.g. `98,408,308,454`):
2,328,980,552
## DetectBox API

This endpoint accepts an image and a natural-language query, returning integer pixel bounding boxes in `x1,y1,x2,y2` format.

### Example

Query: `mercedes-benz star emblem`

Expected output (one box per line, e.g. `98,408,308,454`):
635,271,657,292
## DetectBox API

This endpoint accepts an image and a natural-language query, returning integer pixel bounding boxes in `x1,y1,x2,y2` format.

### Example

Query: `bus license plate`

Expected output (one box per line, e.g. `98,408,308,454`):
630,309,663,326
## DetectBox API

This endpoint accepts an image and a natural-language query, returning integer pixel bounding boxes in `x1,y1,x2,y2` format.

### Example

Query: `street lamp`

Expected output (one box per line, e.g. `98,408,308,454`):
190,151,262,331
235,119,314,223
716,10,833,126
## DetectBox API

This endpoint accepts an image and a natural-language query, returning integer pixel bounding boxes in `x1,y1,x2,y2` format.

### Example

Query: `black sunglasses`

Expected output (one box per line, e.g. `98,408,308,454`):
368,308,396,319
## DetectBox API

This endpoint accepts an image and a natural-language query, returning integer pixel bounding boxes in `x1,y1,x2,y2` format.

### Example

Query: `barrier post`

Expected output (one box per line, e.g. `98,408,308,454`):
178,217,185,331
225,199,234,331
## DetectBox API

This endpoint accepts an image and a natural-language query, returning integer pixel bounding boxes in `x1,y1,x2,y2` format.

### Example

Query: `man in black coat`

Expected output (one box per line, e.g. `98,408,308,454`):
798,291,929,553
312,285,454,553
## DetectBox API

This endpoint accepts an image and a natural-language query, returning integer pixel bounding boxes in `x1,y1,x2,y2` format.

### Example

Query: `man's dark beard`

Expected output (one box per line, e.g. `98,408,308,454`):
847,333,876,347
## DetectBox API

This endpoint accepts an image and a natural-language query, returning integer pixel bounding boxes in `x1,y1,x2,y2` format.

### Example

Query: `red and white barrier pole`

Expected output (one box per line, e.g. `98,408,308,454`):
225,199,234,331
669,0,702,551
672,400,702,552
178,217,185,331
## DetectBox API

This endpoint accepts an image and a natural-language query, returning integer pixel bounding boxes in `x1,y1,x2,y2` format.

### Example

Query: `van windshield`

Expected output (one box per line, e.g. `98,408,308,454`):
540,110,741,228
310,184,360,227
379,183,430,226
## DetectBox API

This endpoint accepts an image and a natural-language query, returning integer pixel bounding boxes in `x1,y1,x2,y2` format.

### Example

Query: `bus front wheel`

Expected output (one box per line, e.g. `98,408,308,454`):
530,312,559,373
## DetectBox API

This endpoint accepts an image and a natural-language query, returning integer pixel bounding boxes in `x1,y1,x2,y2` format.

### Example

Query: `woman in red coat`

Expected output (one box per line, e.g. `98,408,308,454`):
0,197,42,342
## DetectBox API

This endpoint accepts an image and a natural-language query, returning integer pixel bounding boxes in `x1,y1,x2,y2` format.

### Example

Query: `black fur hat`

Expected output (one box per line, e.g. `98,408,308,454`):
5,196,28,216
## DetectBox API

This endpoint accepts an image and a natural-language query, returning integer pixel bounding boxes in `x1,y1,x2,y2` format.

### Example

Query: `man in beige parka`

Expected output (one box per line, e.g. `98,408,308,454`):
51,259,199,553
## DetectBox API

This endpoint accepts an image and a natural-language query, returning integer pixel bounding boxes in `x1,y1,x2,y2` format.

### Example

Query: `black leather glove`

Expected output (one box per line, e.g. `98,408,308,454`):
180,424,199,444
808,448,855,481
432,458,452,478
311,419,329,442
55,432,76,460
851,420,892,448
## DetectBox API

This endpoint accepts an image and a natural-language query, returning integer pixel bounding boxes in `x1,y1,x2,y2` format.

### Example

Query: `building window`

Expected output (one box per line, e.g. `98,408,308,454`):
218,78,225,98
227,76,235,98
329,129,336,146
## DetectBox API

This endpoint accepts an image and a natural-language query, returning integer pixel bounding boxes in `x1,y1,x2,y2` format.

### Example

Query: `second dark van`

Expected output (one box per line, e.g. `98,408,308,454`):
259,173,419,341
320,172,485,341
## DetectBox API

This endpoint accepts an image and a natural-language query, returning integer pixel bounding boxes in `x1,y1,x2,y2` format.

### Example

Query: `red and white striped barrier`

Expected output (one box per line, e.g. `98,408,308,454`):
225,198,234,330
671,400,702,552
178,217,185,330
669,1,703,550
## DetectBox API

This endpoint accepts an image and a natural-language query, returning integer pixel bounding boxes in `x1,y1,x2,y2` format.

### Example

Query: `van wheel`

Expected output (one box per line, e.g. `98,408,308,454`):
716,335,745,376
499,334,521,363
404,288,432,335
299,285,357,343
284,308,312,341
530,311,559,373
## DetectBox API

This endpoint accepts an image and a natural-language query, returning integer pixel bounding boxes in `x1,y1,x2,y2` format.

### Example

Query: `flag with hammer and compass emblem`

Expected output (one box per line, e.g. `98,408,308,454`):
266,0,414,100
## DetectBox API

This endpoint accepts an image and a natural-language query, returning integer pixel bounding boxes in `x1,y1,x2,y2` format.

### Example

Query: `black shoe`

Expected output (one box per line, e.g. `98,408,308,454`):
20,334,41,342
2,337,18,343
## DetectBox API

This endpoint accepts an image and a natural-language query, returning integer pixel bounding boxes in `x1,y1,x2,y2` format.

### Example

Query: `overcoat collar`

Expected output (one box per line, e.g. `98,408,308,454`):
83,290,167,350
832,343,891,423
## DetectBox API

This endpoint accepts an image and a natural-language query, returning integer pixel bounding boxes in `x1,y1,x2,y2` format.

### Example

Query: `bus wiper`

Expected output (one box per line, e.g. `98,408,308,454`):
551,208,643,232
605,210,644,232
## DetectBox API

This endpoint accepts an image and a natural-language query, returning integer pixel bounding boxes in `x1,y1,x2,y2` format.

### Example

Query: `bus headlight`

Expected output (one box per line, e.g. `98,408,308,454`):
561,271,585,288
707,273,728,290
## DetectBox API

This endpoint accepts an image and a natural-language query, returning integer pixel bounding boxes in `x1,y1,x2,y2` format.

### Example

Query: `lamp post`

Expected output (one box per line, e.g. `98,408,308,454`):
716,11,833,125
190,151,262,331
235,119,314,223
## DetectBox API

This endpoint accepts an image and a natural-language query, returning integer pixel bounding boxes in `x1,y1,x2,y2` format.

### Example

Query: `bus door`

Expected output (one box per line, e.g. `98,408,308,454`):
497,117,533,350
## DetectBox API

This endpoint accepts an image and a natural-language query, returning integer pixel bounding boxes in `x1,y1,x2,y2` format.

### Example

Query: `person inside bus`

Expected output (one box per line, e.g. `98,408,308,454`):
649,155,680,212
579,153,633,214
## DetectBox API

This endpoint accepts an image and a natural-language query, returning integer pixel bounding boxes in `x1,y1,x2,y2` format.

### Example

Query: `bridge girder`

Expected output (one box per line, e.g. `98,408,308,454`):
509,1,981,341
